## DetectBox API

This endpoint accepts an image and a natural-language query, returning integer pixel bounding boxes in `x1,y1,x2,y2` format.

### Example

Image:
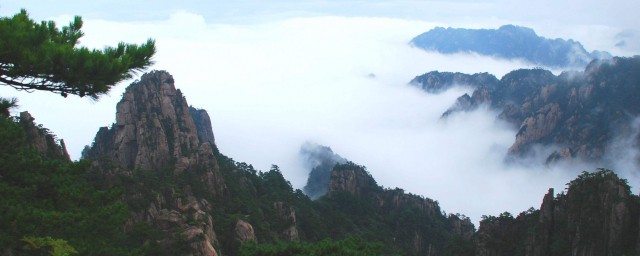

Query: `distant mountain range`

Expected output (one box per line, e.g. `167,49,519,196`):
410,25,612,68
411,56,640,164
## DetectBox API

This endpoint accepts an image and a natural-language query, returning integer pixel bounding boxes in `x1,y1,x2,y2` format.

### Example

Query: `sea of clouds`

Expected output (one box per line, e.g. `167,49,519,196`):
1,1,639,224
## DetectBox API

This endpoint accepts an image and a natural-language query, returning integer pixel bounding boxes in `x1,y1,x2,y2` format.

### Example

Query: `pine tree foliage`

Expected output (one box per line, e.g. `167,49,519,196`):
0,97,18,116
0,9,155,98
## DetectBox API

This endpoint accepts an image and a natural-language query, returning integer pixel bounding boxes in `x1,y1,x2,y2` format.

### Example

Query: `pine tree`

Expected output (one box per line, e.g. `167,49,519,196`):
0,9,155,99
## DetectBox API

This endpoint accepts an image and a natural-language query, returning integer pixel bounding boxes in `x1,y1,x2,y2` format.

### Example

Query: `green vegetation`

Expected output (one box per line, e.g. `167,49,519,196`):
0,115,150,255
477,210,539,256
477,169,640,256
239,237,388,256
210,160,474,255
0,9,155,98
20,236,78,256
212,158,317,255
300,143,347,199
0,97,18,116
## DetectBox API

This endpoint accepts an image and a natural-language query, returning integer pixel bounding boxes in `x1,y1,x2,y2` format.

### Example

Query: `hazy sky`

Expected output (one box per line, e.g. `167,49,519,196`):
2,0,639,224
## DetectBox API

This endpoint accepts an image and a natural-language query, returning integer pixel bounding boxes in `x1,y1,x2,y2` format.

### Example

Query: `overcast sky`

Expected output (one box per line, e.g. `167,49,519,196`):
2,0,639,224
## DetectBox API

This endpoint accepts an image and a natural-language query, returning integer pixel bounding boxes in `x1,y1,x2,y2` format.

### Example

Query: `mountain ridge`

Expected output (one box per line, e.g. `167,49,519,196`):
79,70,475,255
410,25,612,68
411,56,640,163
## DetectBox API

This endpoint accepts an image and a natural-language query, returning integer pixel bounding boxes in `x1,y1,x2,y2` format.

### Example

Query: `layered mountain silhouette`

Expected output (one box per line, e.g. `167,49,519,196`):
411,56,640,164
410,25,611,68
300,142,347,199
79,70,475,255
3,65,640,255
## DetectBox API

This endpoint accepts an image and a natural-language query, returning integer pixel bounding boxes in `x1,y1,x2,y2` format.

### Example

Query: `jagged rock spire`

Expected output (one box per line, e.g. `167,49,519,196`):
18,111,71,161
84,71,224,174
83,70,224,256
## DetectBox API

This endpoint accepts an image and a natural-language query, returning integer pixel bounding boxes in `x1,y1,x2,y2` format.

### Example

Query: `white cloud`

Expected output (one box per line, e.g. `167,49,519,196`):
2,3,639,225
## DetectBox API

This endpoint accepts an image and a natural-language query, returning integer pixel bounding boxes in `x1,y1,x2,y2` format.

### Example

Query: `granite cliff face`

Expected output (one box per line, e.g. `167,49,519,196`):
411,56,640,163
272,201,300,241
84,71,221,176
83,70,223,256
476,169,640,256
234,220,257,243
81,71,304,255
328,162,381,196
190,107,216,148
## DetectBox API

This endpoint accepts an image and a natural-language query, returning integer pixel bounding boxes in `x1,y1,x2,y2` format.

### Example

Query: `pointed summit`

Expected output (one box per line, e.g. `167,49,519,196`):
83,70,223,255
84,70,219,174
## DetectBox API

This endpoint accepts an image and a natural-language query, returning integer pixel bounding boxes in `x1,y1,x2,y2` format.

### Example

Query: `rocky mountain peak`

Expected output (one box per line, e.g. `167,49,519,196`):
18,111,70,161
82,70,224,256
328,162,381,196
300,142,348,199
84,70,219,174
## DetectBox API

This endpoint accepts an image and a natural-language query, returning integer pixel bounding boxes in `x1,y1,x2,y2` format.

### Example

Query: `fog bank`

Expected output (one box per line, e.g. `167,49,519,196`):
1,5,639,224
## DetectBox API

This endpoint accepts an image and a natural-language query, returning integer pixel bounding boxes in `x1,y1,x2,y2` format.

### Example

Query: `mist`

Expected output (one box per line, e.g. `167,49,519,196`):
1,3,639,225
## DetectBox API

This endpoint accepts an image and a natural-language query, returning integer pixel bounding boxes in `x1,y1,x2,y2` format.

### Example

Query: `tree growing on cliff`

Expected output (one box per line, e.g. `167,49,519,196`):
0,9,155,99
0,97,18,116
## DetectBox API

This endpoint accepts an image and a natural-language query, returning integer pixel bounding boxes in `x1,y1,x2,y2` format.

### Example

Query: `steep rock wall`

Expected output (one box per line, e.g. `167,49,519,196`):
83,70,225,256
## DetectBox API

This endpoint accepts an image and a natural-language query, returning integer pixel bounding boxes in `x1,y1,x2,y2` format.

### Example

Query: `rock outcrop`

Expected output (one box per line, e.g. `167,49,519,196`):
476,169,640,256
448,214,476,240
18,111,70,161
301,142,347,199
410,71,499,94
328,162,381,196
234,220,256,243
83,70,224,256
136,191,218,256
190,107,216,148
272,201,299,241
411,56,640,163
84,71,220,175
